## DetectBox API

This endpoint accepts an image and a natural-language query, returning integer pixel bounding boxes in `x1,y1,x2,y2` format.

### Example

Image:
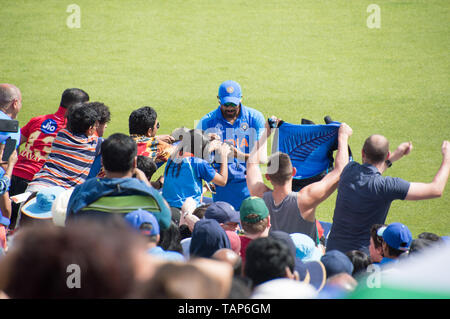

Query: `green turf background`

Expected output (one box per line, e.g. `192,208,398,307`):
1,0,448,236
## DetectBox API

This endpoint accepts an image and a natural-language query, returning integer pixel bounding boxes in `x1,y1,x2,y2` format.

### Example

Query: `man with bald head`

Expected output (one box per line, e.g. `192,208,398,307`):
0,84,22,120
326,135,450,254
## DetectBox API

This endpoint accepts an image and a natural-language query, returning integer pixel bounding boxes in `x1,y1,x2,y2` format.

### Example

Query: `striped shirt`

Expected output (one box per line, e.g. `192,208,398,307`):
29,129,99,189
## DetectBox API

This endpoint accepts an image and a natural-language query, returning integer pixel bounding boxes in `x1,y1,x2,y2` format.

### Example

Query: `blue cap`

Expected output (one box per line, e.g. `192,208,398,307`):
377,222,412,251
125,209,160,236
320,250,354,278
218,80,242,106
290,233,323,262
21,186,65,219
205,201,240,224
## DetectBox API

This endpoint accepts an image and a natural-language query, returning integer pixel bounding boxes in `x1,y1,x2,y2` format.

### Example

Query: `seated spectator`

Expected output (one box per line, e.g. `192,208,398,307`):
369,224,386,264
85,102,112,178
136,155,157,184
417,232,442,243
345,250,371,278
0,150,18,222
18,186,65,228
162,129,230,209
244,236,297,289
409,238,437,255
129,106,175,164
65,133,171,230
238,197,271,264
290,232,324,262
124,209,184,262
318,273,358,299
27,104,100,192
377,222,413,265
225,230,242,255
212,248,242,277
321,250,354,279
204,201,240,232
0,218,150,298
189,219,230,259
158,220,183,255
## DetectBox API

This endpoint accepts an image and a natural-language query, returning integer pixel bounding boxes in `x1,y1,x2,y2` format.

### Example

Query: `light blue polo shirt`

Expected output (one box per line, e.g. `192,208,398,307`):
196,104,265,156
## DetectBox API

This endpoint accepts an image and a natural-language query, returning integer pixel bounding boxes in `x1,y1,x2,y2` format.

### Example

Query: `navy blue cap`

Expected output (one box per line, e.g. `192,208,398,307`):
321,250,354,278
205,201,240,224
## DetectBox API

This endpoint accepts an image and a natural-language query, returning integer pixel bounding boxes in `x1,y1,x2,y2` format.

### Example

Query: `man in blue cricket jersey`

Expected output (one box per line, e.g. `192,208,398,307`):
196,80,266,210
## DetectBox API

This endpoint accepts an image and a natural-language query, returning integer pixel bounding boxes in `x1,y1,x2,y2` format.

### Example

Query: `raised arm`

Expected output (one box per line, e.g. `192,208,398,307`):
405,140,450,200
246,119,273,198
298,123,353,222
210,142,231,187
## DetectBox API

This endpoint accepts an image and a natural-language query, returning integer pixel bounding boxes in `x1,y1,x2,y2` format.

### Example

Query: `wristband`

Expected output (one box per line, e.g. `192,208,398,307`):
385,159,392,168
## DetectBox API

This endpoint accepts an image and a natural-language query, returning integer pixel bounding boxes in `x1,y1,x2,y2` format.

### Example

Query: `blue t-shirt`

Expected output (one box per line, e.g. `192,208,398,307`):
162,156,216,208
326,162,410,254
196,104,265,158
0,110,21,149
148,246,185,262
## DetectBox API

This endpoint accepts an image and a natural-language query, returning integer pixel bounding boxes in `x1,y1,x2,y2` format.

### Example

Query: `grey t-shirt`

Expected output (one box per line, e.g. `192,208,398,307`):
326,162,411,253
263,191,317,243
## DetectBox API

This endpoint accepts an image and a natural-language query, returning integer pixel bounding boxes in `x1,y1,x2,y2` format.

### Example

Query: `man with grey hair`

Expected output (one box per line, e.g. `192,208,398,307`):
326,134,450,254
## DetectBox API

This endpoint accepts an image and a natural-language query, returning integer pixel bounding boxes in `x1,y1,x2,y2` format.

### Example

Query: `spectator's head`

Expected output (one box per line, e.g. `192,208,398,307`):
218,80,242,120
193,203,210,219
128,106,158,137
418,232,442,242
362,134,390,165
176,129,211,159
377,222,412,259
345,250,371,278
0,83,22,119
239,197,270,236
101,133,137,175
321,250,354,278
59,88,89,109
66,103,99,136
265,152,295,186
158,221,183,254
85,102,111,137
369,224,386,263
205,201,240,232
190,219,231,258
226,230,242,255
124,209,160,245
290,233,323,262
212,248,242,277
0,219,145,298
136,155,157,181
409,238,436,255
244,236,296,288
133,262,223,299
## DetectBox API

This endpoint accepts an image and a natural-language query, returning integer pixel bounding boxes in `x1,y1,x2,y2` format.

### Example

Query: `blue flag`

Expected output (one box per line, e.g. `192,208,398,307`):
274,122,341,180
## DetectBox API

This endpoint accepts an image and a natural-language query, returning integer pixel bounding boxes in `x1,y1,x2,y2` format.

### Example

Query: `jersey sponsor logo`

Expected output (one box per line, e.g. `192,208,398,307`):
41,119,58,134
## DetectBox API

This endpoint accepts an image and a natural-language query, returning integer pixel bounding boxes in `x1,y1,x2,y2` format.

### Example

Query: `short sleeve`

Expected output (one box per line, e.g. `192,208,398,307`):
382,177,411,201
191,158,216,183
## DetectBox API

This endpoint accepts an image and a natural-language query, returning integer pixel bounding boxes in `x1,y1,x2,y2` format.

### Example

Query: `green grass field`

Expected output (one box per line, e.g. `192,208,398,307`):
1,0,449,237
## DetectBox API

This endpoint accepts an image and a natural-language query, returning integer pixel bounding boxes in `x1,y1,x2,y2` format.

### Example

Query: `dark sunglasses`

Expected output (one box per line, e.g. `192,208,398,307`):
223,102,238,108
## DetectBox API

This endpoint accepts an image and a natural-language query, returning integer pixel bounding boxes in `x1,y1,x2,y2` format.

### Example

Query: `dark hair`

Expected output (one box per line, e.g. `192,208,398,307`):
345,250,371,277
193,204,210,219
386,244,405,257
86,102,111,124
266,152,293,185
244,237,295,288
129,106,157,135
158,221,183,254
362,135,389,164
66,104,99,135
370,224,386,249
0,219,142,298
418,232,442,242
133,263,222,298
101,133,137,173
136,155,157,181
165,129,210,178
409,238,435,255
60,88,89,109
